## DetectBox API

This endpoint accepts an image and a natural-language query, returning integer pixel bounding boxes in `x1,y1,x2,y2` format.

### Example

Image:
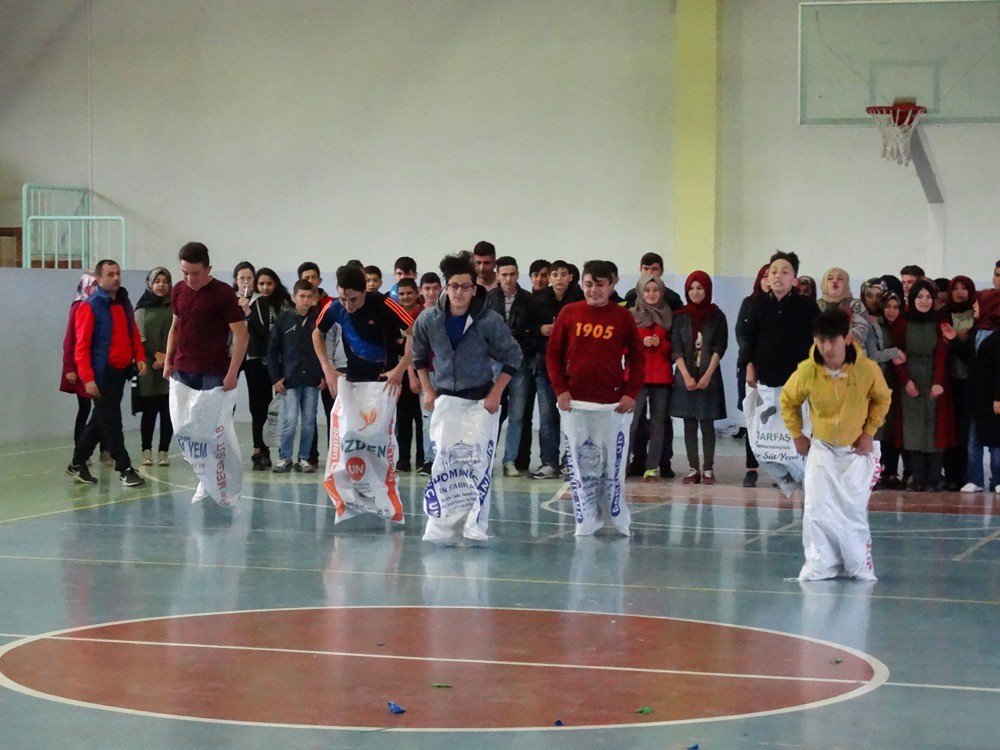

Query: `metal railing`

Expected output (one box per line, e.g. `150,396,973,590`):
21,183,127,269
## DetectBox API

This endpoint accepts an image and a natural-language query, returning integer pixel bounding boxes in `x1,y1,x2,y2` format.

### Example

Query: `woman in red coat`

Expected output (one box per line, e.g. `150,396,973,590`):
628,274,674,482
61,273,99,445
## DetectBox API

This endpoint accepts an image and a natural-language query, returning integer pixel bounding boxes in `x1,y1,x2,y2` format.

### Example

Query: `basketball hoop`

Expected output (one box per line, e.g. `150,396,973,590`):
866,100,927,166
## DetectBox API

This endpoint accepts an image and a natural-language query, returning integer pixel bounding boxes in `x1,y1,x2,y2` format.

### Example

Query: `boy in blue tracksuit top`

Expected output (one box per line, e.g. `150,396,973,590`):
268,280,325,473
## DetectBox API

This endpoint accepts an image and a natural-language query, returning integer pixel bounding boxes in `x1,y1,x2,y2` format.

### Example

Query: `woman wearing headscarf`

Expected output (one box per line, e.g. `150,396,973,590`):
61,273,100,448
940,276,977,489
797,275,817,301
961,290,1000,493
735,263,769,487
134,267,174,466
817,267,870,345
891,279,955,491
670,271,728,485
876,290,906,488
629,274,674,482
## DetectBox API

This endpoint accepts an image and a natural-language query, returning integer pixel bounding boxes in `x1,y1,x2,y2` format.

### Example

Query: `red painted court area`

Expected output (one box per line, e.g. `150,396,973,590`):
0,607,882,730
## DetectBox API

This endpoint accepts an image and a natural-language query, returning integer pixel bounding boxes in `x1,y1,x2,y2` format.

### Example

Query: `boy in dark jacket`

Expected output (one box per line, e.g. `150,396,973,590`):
268,281,325,473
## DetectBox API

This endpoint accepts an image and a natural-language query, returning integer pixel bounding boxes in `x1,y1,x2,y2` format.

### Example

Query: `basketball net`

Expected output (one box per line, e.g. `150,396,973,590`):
866,101,926,167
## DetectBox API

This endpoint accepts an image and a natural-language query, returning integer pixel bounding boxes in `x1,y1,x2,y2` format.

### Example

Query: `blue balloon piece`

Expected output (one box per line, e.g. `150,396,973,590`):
388,701,406,715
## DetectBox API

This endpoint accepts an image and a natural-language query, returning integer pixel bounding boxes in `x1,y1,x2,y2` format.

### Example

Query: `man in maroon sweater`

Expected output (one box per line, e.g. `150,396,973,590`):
547,260,645,412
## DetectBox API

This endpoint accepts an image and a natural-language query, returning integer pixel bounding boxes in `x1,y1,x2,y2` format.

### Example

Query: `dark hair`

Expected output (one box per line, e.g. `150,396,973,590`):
297,261,320,279
933,277,949,293
582,260,615,283
396,277,418,292
495,255,517,270
293,279,316,295
549,259,571,274
567,263,580,283
439,251,476,282
345,259,365,272
607,260,619,277
472,240,496,258
364,265,382,278
255,267,291,308
335,264,366,293
420,272,441,286
178,241,210,267
812,307,850,339
394,256,417,274
769,251,800,275
995,259,1000,269
639,252,663,268
529,259,550,275
95,258,119,276
899,264,925,278
232,261,256,291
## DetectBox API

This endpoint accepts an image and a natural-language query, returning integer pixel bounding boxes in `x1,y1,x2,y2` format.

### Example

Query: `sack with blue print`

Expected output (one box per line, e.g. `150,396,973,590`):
422,395,500,543
560,401,632,537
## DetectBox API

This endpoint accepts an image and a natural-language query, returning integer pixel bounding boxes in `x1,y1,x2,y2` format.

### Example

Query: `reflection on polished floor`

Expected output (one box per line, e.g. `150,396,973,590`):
0,430,996,749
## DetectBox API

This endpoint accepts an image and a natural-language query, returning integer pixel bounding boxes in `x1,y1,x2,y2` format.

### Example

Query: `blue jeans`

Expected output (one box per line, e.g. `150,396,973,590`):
421,401,435,464
534,358,560,468
966,429,1000,489
503,363,532,462
279,387,319,462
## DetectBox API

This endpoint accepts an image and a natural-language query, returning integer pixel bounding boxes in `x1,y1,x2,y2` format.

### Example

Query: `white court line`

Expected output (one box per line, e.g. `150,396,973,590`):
0,605,888,733
26,633,866,685
0,444,73,458
733,520,800,550
883,681,1000,694
951,528,1000,562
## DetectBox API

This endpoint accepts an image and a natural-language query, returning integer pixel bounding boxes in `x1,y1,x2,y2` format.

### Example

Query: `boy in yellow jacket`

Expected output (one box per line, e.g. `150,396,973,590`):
781,307,892,581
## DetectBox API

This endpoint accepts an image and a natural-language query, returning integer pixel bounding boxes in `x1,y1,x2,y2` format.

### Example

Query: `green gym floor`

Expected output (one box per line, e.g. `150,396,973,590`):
0,427,996,749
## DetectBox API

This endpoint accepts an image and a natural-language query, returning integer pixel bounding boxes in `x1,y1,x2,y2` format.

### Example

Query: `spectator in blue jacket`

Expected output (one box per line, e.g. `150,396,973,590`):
268,280,325,474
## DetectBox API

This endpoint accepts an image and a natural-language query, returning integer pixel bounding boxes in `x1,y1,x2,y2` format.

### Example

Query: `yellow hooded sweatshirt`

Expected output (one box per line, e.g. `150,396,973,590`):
780,341,892,447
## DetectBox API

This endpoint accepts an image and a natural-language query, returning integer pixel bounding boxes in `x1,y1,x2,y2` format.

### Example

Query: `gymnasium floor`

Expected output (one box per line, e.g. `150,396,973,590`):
0,428,996,749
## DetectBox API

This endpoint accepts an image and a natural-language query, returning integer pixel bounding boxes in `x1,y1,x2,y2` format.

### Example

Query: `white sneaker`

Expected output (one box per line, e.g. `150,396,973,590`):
531,464,558,480
994,485,1000,494
297,459,316,474
141,449,153,466
502,461,521,477
960,482,983,493
157,451,170,466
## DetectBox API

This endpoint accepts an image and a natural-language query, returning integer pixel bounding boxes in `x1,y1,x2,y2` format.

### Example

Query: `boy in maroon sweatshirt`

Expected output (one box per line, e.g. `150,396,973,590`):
547,260,645,411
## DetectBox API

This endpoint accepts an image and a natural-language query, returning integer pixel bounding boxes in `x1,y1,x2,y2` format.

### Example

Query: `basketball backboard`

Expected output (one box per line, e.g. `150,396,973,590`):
799,0,1000,124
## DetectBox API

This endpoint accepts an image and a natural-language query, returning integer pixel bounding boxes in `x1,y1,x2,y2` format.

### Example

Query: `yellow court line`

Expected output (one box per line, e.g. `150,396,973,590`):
0,489,174,526
951,528,1000,562
0,552,994,607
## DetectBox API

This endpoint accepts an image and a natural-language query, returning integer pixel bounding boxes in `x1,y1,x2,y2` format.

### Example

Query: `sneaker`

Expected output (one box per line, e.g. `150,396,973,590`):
396,460,412,473
258,451,272,469
514,458,530,472
157,451,170,466
308,458,319,471
960,482,983,493
297,459,316,474
99,450,114,466
503,461,521,478
702,470,716,486
682,469,701,485
742,470,758,488
626,462,644,478
418,462,433,477
120,468,145,487
272,460,293,474
642,469,659,483
66,463,97,484
252,453,265,471
660,465,676,479
994,485,1000,494
141,449,153,466
531,464,558,480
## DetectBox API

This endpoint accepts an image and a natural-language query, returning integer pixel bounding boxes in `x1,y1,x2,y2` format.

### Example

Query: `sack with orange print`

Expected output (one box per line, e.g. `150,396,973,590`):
322,380,404,524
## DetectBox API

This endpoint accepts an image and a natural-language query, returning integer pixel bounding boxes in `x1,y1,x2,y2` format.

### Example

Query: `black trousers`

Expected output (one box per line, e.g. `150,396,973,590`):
630,400,675,471
72,367,132,472
244,359,273,452
396,384,424,465
516,371,536,467
943,377,971,485
139,394,173,451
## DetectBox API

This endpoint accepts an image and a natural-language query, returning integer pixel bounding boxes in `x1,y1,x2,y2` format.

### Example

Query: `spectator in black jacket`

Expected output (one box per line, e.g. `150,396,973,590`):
623,252,684,311
742,251,821,390
487,256,544,477
268,281,325,474
245,268,290,469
